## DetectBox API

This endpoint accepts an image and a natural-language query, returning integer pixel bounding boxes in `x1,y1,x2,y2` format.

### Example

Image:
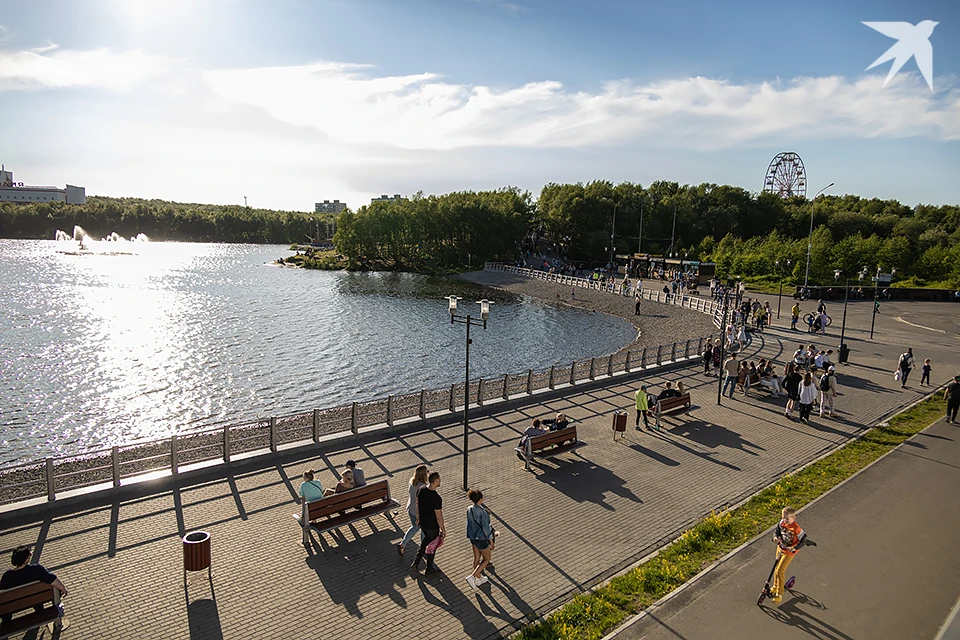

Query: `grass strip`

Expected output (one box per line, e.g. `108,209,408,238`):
514,395,946,640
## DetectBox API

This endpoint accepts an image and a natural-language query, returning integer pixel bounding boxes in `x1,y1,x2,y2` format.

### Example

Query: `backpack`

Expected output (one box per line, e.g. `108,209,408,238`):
819,374,831,391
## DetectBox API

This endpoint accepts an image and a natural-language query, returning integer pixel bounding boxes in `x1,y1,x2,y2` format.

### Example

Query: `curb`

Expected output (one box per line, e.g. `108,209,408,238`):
599,394,946,640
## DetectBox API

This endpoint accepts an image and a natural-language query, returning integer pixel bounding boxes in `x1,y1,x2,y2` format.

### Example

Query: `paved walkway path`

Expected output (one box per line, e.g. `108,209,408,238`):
2,306,957,639
610,416,960,640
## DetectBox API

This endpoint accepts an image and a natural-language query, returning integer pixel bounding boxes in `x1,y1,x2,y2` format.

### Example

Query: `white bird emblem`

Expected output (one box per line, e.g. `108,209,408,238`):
863,20,938,90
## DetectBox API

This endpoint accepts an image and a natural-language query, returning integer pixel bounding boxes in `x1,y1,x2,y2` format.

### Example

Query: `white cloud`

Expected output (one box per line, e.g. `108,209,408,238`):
0,47,175,92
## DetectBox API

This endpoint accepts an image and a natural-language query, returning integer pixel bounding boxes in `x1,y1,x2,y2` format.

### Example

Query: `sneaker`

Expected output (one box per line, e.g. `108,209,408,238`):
396,543,404,557
476,575,489,586
466,575,478,591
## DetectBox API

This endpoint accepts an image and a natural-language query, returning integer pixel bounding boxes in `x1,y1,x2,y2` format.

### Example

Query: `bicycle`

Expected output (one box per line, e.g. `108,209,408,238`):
803,313,832,329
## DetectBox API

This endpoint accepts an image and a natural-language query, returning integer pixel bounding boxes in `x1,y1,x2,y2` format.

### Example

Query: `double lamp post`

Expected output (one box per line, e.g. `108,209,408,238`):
446,296,492,491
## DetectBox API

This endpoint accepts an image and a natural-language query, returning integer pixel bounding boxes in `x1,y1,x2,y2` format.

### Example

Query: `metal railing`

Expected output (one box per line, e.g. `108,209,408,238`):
0,264,721,507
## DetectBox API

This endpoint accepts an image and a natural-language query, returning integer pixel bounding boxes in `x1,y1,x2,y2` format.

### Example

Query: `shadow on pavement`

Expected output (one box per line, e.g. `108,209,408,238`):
665,419,765,456
415,569,504,640
305,528,409,618
760,589,855,640
534,458,642,511
648,431,742,471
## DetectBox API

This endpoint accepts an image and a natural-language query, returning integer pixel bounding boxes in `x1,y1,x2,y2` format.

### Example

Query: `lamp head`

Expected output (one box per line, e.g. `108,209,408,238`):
446,295,460,318
477,299,492,322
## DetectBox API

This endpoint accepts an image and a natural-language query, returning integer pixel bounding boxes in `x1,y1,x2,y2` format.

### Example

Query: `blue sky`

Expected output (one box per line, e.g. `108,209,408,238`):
1,0,958,210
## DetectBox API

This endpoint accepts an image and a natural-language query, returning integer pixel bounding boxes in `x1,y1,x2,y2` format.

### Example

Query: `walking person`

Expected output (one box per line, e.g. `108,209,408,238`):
465,489,495,590
921,359,932,386
410,471,445,575
798,372,817,424
635,287,642,315
703,339,714,376
791,302,800,331
722,352,740,399
397,465,429,557
896,348,915,388
945,375,960,424
818,366,837,418
635,384,650,430
783,363,803,419
767,507,808,606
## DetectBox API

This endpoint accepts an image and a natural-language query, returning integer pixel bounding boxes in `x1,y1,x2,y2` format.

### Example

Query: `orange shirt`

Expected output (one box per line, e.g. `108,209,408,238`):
775,519,805,556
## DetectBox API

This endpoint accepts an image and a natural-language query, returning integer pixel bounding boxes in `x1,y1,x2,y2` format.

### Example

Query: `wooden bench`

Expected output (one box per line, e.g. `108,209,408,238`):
515,425,584,471
655,393,691,428
0,581,66,639
293,479,400,548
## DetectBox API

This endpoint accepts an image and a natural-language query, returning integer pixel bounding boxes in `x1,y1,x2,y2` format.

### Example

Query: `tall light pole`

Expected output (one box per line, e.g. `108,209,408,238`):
716,288,730,406
608,199,618,269
775,259,792,320
446,296,492,491
804,182,835,289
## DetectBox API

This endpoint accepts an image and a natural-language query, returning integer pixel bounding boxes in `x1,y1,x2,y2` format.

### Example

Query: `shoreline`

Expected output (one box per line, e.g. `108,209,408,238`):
456,270,717,356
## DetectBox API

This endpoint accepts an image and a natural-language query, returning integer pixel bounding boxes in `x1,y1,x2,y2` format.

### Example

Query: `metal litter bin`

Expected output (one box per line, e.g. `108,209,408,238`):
183,530,211,586
612,410,627,441
838,343,850,364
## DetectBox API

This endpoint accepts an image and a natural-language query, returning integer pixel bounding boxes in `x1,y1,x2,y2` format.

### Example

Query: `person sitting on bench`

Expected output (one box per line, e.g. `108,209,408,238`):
345,460,366,487
516,419,546,460
298,469,325,505
1,546,69,625
757,359,784,396
543,413,569,431
793,344,807,368
657,381,682,400
323,469,355,496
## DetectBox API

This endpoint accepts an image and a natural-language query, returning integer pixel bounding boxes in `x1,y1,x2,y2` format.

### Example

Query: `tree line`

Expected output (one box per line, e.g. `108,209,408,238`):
0,196,335,244
535,181,960,288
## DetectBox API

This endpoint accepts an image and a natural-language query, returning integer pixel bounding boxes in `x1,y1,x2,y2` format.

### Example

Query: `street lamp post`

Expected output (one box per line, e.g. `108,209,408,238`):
609,200,618,269
716,288,730,406
446,296,492,491
775,259,792,320
869,267,881,340
804,182,835,289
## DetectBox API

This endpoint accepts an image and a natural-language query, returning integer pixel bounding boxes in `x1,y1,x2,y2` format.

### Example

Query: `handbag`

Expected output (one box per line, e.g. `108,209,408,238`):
424,533,444,554
894,370,901,382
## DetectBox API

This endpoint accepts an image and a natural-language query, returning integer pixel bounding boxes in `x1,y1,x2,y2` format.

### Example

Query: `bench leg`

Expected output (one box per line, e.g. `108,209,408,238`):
302,523,310,548
524,451,531,472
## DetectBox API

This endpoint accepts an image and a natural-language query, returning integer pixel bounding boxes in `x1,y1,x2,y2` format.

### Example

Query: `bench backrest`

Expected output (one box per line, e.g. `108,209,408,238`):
305,479,390,521
0,581,56,619
529,426,577,450
658,393,690,411
748,373,760,385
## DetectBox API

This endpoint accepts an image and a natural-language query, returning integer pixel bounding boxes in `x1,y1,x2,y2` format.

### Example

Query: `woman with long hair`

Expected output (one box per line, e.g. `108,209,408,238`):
397,465,430,557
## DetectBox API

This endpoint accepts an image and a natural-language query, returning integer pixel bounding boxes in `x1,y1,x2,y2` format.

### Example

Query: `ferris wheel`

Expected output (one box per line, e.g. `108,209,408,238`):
763,152,806,198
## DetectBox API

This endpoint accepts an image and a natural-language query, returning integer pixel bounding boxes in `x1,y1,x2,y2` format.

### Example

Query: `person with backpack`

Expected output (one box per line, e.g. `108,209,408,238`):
702,339,714,376
897,348,915,389
819,366,838,418
945,375,960,424
798,372,818,424
783,363,803,420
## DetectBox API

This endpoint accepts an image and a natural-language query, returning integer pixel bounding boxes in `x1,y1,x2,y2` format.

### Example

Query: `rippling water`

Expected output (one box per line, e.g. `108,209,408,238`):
0,240,636,463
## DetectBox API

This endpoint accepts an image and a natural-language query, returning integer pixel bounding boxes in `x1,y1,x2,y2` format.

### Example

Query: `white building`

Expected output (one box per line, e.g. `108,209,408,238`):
0,165,86,205
315,199,346,213
371,193,406,204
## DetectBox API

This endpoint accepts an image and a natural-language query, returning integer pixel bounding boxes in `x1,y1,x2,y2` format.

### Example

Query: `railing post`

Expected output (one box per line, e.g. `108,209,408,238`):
351,403,358,436
450,384,457,412
684,339,691,358
270,417,278,452
607,354,614,376
171,434,179,474
503,374,509,400
387,395,394,427
45,458,55,502
112,446,120,488
626,350,632,372
420,389,426,419
312,409,320,443
549,365,555,389
641,347,648,368
698,337,704,355
671,342,677,361
526,369,533,394
569,362,576,385
477,379,485,406
656,345,662,365
224,425,231,463
589,357,596,380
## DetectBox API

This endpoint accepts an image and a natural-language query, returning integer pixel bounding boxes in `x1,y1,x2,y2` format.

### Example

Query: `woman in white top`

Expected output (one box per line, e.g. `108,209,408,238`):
798,372,818,424
397,465,429,557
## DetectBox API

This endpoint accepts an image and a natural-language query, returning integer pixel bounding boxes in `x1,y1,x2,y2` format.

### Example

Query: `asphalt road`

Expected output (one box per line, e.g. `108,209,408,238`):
611,417,960,640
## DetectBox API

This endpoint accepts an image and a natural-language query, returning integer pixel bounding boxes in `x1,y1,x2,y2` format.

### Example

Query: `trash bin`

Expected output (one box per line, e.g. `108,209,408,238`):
183,530,211,586
838,343,850,364
612,410,627,441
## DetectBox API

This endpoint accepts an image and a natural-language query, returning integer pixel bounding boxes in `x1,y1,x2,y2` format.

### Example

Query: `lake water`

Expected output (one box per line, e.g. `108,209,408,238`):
0,240,636,464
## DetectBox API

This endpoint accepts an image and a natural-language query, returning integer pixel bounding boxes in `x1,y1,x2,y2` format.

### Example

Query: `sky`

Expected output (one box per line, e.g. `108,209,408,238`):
1,0,958,211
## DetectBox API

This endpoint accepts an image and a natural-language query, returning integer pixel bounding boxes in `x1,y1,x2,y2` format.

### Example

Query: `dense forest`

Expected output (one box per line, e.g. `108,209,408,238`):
0,196,334,244
332,188,530,270
535,181,960,288
2,182,958,287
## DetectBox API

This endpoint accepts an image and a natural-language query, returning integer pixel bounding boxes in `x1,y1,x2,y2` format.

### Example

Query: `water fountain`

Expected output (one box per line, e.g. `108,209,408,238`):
54,225,150,255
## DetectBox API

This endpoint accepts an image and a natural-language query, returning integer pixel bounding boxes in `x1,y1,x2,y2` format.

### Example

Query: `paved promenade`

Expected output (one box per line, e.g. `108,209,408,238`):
610,416,960,640
1,298,957,640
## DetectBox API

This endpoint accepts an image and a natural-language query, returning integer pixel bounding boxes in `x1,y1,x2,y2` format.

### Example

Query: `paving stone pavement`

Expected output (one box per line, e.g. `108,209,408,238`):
1,321,957,640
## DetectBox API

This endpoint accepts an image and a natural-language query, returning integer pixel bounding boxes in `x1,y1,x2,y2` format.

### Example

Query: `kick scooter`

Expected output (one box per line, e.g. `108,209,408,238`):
757,538,816,606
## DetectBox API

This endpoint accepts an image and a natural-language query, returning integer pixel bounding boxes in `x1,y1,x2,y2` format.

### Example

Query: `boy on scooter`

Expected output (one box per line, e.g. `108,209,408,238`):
769,506,806,605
